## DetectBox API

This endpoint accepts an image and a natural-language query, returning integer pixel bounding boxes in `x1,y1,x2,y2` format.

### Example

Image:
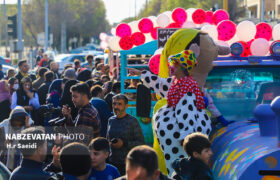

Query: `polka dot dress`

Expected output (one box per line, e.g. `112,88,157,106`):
141,71,212,176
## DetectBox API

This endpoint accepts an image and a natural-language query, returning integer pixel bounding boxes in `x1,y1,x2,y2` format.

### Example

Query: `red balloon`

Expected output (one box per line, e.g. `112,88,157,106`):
192,9,206,24
205,11,214,24
119,36,133,50
172,8,187,24
217,20,236,41
166,22,182,28
131,32,146,46
213,9,229,25
138,18,154,33
149,54,161,75
237,41,251,57
151,27,160,40
255,22,272,41
116,23,132,38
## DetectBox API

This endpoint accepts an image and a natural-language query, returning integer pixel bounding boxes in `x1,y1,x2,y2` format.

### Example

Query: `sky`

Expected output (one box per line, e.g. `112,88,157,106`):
1,0,147,25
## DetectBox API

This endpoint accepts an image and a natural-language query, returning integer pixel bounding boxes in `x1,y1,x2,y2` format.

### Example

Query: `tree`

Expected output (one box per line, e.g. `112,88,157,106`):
21,0,110,50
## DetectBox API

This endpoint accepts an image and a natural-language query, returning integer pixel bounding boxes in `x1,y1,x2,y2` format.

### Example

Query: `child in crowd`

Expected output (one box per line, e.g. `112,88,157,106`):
88,137,120,180
172,132,214,180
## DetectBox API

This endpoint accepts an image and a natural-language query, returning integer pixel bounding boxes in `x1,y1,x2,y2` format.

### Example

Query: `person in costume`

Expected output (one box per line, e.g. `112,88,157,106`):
128,29,230,176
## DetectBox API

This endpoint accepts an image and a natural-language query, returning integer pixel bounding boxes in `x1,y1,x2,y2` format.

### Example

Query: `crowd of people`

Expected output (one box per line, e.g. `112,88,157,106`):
0,51,215,180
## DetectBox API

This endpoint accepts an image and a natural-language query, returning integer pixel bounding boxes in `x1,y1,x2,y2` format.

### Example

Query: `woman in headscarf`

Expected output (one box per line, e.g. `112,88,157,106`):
0,106,33,171
0,80,11,122
11,77,40,120
47,79,63,108
60,79,79,120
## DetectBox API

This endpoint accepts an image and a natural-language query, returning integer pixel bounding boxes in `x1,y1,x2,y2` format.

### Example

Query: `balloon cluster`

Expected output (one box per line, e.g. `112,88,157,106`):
106,7,280,56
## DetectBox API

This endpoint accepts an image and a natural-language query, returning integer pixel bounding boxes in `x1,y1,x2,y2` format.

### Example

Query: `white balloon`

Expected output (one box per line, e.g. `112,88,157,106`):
186,8,196,22
154,48,163,55
156,13,170,27
236,21,256,42
145,33,154,43
149,16,158,27
99,33,107,41
128,21,139,33
163,11,172,21
182,21,196,28
111,28,116,36
250,38,269,56
215,40,229,47
108,36,121,52
227,34,239,45
201,25,218,40
100,41,108,49
273,24,280,41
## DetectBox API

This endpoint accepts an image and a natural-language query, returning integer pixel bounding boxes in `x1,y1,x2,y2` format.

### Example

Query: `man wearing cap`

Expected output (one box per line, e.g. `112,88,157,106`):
0,106,33,170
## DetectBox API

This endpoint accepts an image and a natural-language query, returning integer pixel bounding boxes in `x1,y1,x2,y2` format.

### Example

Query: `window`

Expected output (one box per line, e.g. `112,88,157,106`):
205,66,280,121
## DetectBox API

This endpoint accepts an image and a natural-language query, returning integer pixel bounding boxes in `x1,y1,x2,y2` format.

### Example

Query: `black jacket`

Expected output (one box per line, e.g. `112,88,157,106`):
172,157,214,180
38,81,52,105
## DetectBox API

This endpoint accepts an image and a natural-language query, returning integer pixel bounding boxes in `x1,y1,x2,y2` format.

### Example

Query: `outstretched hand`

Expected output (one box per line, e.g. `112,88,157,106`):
126,68,142,76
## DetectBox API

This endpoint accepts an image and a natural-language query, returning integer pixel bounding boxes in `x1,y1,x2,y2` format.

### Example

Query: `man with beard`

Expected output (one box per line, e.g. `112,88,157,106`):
62,83,101,139
106,94,145,176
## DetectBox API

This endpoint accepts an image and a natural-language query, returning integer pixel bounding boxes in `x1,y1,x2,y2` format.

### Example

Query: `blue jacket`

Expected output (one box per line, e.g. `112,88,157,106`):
90,98,113,137
10,159,53,180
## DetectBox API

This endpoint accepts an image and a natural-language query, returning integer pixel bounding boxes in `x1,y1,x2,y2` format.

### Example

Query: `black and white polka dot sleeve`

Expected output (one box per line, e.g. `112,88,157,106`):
141,70,173,98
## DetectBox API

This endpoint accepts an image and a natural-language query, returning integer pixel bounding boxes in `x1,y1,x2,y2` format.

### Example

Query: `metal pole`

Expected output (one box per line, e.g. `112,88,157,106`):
4,0,8,57
17,0,23,60
261,0,265,21
45,0,48,52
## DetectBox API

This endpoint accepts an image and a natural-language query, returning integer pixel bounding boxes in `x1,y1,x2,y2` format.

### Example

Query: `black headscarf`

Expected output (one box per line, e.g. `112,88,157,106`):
77,69,92,82
16,77,33,107
60,80,79,119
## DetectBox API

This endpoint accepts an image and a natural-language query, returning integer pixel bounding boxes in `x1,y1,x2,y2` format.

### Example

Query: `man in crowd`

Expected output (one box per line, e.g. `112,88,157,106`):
15,60,31,82
5,69,15,80
105,82,120,112
35,50,43,66
88,137,120,180
38,71,54,105
50,62,60,79
62,83,101,138
32,67,48,91
59,142,92,180
106,94,145,175
90,85,113,137
116,145,170,180
0,64,4,80
82,54,94,70
63,68,76,80
38,53,50,68
10,126,53,180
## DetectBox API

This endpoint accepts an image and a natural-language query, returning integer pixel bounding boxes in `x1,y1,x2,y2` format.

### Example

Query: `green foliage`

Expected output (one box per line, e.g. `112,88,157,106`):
21,0,110,49
135,0,223,20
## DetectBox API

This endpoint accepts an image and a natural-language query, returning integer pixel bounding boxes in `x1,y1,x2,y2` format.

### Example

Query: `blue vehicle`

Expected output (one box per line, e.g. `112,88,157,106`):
119,40,280,179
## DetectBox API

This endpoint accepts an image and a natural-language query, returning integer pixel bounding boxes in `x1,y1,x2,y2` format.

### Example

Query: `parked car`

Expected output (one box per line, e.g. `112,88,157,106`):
0,55,12,65
54,53,87,73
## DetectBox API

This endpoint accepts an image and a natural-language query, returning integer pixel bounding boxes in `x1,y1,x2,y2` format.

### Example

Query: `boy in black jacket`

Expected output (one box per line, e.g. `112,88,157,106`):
172,132,214,180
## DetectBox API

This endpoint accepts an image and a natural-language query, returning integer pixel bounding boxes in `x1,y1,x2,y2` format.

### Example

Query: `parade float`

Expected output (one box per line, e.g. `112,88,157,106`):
101,7,280,179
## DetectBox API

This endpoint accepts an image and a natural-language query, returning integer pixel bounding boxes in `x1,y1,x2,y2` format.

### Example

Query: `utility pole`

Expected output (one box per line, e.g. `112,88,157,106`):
17,0,23,60
45,0,48,52
223,0,228,11
4,0,8,57
261,0,265,21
